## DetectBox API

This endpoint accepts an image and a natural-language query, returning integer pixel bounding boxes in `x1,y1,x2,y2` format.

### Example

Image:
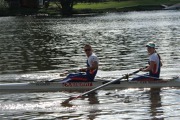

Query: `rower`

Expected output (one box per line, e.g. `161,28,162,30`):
132,42,162,81
62,44,99,82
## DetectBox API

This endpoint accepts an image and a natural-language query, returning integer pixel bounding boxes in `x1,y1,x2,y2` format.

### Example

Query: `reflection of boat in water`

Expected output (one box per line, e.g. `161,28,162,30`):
149,88,163,119
0,76,179,93
162,3,180,10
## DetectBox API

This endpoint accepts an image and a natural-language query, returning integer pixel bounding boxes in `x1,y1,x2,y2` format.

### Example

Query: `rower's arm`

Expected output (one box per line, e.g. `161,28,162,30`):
79,61,98,72
160,60,163,67
141,61,155,72
87,61,98,71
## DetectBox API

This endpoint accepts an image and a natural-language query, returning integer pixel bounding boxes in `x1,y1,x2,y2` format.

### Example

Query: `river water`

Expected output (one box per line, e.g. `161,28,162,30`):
0,10,180,119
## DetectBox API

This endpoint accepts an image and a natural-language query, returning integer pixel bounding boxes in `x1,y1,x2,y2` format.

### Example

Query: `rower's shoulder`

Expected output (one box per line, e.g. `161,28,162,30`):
89,53,99,61
91,53,98,57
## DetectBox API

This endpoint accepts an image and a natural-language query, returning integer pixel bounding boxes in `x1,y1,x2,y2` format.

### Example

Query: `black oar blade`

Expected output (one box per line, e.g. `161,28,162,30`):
61,97,75,105
61,95,82,105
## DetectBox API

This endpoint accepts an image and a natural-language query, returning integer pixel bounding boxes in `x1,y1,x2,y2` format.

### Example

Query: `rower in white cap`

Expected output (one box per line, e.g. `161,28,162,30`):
132,42,163,81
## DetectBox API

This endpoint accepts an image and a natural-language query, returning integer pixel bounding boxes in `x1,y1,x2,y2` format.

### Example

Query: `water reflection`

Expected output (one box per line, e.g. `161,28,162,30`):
61,91,100,120
149,88,164,119
0,11,180,74
80,93,101,120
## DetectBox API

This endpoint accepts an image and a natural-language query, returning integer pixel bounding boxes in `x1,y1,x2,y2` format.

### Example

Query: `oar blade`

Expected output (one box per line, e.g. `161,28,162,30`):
61,95,82,105
61,97,75,105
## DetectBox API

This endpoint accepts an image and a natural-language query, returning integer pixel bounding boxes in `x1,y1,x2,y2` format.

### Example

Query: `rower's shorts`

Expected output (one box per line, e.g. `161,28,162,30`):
131,74,159,81
67,73,88,82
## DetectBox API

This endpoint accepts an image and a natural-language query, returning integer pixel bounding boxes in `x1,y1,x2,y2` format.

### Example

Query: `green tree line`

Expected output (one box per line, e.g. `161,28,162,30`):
0,0,109,16
0,0,9,10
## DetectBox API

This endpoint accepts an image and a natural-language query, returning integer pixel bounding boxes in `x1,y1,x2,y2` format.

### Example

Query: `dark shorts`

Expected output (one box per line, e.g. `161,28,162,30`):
131,73,159,81
64,73,95,82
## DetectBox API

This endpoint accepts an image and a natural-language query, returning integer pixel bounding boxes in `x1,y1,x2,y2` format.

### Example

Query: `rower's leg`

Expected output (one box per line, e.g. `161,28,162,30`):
131,76,147,81
60,73,88,82
68,73,88,82
60,73,83,83
131,74,154,81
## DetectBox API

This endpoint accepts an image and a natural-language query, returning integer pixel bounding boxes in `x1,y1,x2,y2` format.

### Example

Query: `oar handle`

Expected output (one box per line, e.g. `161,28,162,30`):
129,69,141,76
59,69,81,76
59,71,69,76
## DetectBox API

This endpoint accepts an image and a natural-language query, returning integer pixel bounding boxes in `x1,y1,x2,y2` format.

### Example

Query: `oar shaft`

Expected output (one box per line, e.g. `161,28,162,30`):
66,69,141,101
87,69,140,94
80,76,125,97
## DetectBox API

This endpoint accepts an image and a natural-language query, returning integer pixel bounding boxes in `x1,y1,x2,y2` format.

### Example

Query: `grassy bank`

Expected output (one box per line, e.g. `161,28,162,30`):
73,0,180,13
74,0,179,9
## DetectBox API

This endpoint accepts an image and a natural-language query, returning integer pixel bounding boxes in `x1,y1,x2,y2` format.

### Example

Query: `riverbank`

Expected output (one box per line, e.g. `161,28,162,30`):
73,0,179,14
0,0,179,17
73,5,164,14
41,0,180,16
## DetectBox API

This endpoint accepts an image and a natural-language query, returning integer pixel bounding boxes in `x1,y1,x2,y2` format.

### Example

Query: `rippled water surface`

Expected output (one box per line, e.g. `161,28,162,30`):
0,10,180,119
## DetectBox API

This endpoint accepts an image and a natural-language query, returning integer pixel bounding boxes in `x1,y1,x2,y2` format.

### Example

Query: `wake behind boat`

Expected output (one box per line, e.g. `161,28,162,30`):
0,76,179,93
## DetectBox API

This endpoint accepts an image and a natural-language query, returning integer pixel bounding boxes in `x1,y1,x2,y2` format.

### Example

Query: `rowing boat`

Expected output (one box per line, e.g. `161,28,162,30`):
0,76,179,92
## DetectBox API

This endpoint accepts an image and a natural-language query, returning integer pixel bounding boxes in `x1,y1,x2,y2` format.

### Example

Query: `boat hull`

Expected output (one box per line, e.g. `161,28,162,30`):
0,77,179,92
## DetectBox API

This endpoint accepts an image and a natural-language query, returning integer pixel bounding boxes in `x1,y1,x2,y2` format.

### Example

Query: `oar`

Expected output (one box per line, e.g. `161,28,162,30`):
134,74,179,81
45,71,69,83
59,71,69,76
61,69,141,104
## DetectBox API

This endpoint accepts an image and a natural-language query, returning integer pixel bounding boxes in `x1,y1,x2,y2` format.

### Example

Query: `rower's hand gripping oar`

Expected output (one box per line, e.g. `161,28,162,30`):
59,69,80,77
61,69,141,105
